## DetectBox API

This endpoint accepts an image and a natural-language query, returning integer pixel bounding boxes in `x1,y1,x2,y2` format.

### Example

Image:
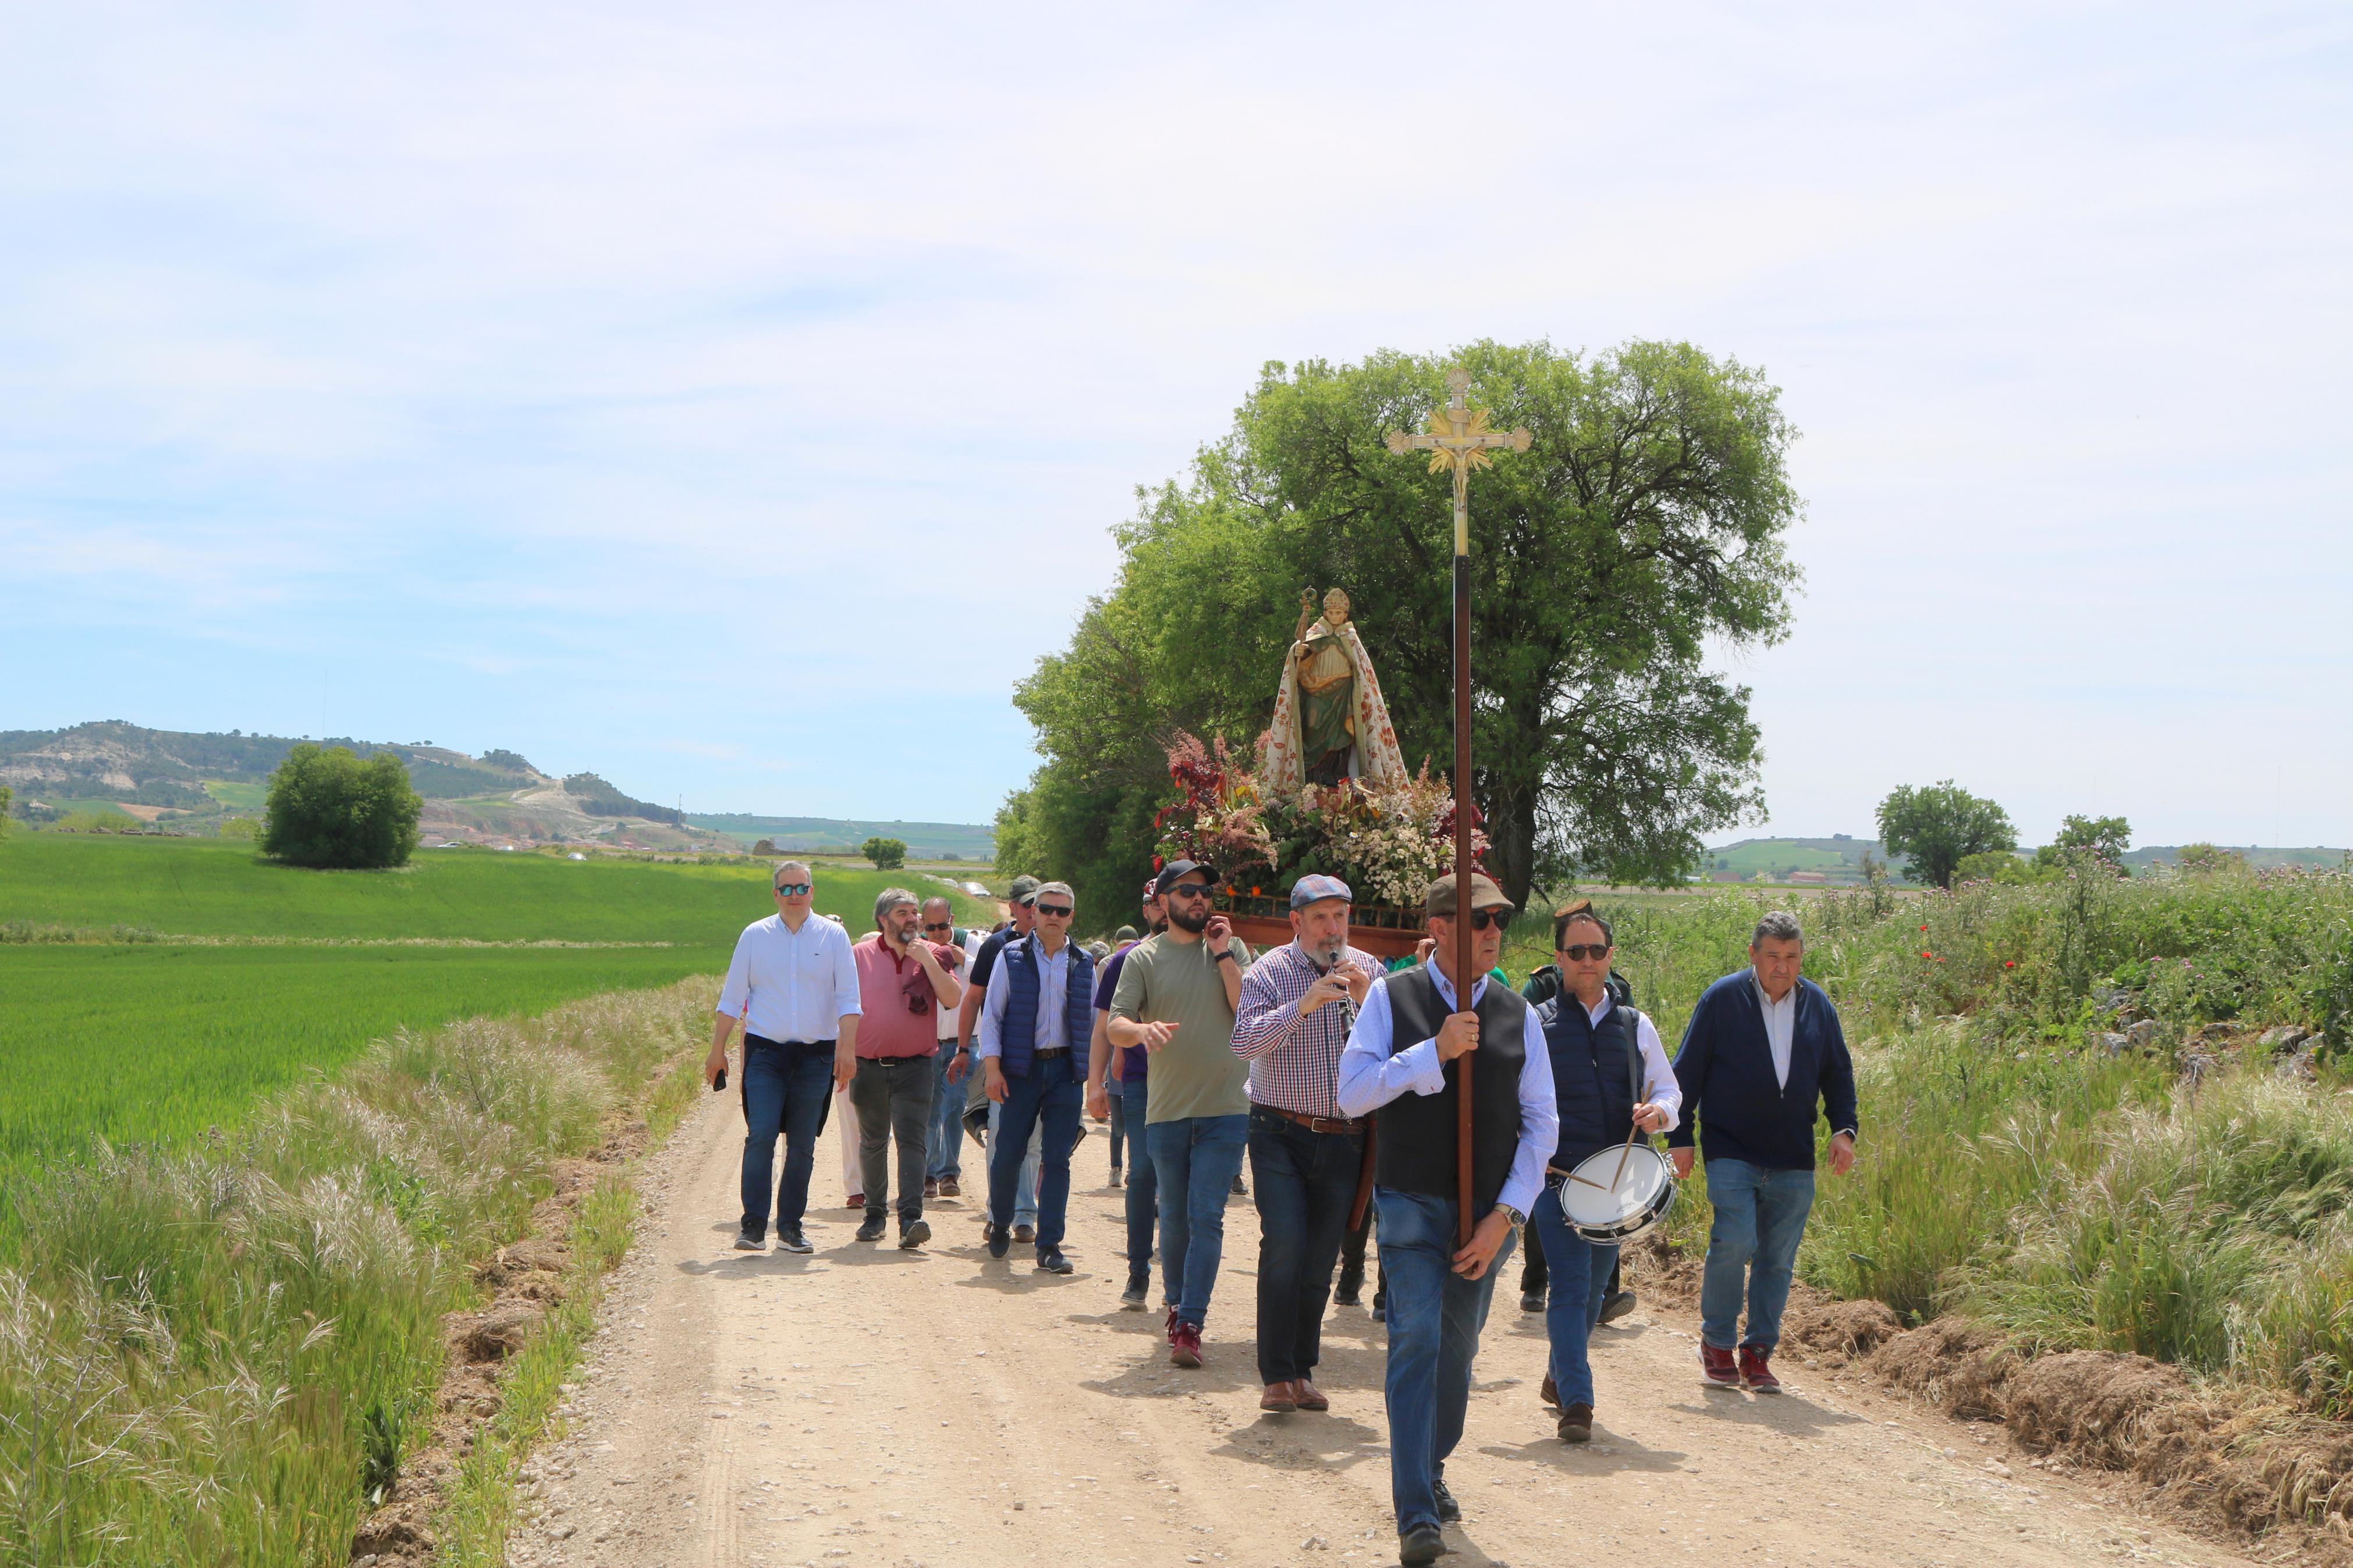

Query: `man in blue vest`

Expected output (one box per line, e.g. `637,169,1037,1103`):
1530,903,1680,1441
1337,872,1558,1568
1667,909,1859,1391
977,880,1094,1275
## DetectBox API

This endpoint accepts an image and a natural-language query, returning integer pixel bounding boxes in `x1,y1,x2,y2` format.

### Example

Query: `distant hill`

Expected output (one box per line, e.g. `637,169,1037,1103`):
2122,845,2348,872
1701,836,1900,885
0,720,528,814
686,814,995,860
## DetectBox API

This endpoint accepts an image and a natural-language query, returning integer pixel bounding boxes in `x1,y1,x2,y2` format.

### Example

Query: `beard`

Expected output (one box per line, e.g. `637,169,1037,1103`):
1167,903,1209,935
1308,934,1346,967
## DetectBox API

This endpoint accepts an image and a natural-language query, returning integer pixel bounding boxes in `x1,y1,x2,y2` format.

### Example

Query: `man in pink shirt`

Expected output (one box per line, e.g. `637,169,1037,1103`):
850,887,964,1248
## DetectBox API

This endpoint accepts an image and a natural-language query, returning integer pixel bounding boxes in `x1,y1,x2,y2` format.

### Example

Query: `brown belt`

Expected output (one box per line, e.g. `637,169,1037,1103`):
1257,1104,1367,1136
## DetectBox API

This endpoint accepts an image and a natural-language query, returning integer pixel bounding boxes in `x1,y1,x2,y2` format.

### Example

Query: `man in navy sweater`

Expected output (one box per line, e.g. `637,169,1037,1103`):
1666,910,1858,1391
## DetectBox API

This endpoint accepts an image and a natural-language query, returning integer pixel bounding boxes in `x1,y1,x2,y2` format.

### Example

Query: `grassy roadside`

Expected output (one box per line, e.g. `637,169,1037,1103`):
427,1048,707,1566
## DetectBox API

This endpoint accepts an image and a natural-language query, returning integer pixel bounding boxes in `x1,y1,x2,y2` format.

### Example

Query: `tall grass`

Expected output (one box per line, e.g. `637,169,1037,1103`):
0,978,714,1568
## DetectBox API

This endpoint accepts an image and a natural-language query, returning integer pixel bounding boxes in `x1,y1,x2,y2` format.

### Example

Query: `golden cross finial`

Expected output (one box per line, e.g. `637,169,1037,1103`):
1384,368,1532,555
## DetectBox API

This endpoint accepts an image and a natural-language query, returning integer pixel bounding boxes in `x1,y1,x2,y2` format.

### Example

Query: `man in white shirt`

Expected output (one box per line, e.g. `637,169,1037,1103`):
706,862,863,1254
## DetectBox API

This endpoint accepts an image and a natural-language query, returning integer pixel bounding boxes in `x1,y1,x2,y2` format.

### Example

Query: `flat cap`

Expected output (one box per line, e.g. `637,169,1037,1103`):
1424,872,1513,917
1289,873,1353,910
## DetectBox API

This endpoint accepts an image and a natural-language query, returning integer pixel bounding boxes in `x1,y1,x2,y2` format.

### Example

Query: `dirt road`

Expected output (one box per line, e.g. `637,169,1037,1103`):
505,1090,2255,1568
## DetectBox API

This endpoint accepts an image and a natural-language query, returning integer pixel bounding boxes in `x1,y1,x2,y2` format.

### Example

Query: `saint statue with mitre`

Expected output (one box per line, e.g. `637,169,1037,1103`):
1262,586,1408,797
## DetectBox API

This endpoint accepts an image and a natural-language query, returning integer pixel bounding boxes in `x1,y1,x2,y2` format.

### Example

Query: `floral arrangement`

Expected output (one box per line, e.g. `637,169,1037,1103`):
1152,730,1486,912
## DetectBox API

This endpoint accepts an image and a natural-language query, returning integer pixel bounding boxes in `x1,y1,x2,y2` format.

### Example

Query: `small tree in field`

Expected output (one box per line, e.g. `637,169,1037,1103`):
262,744,423,869
1876,780,2016,891
861,835,907,871
753,838,778,855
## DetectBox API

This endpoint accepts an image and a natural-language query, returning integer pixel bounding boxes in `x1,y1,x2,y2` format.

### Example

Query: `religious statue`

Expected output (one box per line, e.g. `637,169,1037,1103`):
1261,586,1408,797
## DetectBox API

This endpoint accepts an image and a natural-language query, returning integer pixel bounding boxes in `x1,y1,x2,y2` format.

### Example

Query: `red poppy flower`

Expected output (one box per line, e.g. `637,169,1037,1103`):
1922,951,1932,959
1920,925,1929,932
2004,960,2015,969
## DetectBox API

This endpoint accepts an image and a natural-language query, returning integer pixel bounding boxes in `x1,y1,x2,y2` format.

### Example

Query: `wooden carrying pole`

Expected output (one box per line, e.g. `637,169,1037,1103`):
1387,368,1530,1249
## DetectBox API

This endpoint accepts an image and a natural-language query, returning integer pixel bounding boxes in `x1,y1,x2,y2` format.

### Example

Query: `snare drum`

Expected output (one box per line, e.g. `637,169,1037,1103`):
1553,1141,1676,1244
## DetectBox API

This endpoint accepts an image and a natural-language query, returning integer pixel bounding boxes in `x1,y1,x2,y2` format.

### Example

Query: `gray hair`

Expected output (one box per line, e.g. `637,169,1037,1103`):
1035,881,1074,906
873,886,919,928
919,894,952,913
772,859,813,886
1751,910,1804,948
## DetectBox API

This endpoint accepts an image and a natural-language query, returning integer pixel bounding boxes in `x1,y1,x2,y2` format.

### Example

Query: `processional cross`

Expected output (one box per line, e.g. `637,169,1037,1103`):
1386,368,1532,1246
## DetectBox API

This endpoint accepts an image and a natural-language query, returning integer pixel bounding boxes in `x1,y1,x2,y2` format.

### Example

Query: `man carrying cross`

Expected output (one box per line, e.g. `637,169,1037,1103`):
1337,872,1556,1567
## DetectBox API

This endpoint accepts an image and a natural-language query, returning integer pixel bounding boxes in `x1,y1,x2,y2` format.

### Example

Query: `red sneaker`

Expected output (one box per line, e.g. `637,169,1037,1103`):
1738,1343,1780,1392
1170,1321,1204,1369
1699,1343,1742,1388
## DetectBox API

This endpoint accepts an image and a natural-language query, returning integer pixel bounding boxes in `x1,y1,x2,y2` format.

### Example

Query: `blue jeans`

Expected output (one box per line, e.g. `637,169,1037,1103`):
1248,1107,1363,1384
985,1100,1040,1226
1112,1075,1159,1289
1532,1184,1617,1409
988,1051,1083,1251
1376,1187,1514,1535
1699,1157,1816,1351
739,1041,836,1238
1147,1113,1248,1327
926,1048,966,1181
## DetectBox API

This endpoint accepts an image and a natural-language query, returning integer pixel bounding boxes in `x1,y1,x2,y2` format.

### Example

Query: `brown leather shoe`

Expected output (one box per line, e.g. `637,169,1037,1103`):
1557,1401,1593,1443
1293,1379,1329,1412
1699,1343,1742,1387
1739,1343,1781,1392
1259,1380,1297,1412
1539,1372,1559,1408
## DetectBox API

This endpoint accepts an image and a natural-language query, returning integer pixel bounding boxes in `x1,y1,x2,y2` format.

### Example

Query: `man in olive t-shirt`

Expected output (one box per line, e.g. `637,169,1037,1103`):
1108,859,1252,1368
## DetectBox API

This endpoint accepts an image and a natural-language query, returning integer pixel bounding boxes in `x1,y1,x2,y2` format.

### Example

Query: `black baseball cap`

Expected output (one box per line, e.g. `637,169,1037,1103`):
1152,859,1219,897
1007,875,1042,906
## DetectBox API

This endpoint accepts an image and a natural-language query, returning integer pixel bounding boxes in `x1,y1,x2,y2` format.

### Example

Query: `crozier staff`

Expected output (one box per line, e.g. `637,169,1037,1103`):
1336,873,1557,1568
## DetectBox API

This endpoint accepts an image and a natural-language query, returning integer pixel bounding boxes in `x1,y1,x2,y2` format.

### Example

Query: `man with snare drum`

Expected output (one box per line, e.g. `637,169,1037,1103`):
1529,902,1680,1442
1667,909,1858,1392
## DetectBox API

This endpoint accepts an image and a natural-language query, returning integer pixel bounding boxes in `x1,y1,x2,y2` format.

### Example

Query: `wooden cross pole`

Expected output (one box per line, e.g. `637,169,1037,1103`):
1386,368,1531,1246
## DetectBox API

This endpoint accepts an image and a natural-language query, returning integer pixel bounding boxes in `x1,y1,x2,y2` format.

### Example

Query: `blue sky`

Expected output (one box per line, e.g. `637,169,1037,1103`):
3,3,2347,847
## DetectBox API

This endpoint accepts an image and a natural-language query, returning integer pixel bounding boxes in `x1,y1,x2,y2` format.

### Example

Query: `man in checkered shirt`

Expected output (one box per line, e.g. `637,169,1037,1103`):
1232,872,1383,1414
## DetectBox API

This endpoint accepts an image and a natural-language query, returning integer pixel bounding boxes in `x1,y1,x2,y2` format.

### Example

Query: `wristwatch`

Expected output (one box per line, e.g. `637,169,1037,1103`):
1494,1203,1527,1232
1214,947,1238,963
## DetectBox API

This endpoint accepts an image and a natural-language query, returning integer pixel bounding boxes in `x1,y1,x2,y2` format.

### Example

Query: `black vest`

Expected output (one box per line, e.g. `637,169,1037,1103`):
1375,966,1528,1215
1538,993,1642,1171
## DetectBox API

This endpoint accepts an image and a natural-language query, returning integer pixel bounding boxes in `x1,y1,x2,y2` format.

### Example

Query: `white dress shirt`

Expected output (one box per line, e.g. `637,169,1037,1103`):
976,934,1076,1061
935,929,985,1043
1576,993,1684,1132
1336,962,1560,1218
716,911,862,1042
1754,976,1796,1090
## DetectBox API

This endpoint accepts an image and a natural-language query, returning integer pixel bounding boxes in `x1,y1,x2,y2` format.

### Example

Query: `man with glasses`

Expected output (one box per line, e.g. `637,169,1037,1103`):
1108,859,1252,1369
977,881,1093,1274
1336,873,1557,1568
952,876,1042,1235
1529,903,1679,1441
849,888,964,1249
707,862,863,1254
920,897,979,1199
1086,877,1167,1310
1232,873,1383,1414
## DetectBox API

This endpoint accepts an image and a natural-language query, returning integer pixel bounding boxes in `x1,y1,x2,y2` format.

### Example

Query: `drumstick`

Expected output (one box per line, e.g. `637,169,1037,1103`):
1609,1119,1642,1187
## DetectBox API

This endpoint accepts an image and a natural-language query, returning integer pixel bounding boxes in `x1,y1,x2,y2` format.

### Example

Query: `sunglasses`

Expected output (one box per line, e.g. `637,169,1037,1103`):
1035,902,1073,919
1166,883,1211,900
1440,908,1512,932
922,921,952,933
1558,943,1610,962
773,883,811,897
1012,896,1035,908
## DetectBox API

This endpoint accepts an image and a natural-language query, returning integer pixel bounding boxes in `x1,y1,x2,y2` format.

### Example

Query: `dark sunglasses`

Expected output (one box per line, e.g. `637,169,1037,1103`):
1011,895,1035,908
1166,883,1211,899
773,882,811,897
1558,943,1610,961
922,921,953,933
1035,902,1073,919
1443,908,1511,932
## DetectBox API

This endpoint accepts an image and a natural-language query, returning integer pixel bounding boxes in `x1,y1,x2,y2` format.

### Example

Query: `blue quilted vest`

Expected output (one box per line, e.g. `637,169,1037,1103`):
1538,990,1643,1171
997,934,1094,1080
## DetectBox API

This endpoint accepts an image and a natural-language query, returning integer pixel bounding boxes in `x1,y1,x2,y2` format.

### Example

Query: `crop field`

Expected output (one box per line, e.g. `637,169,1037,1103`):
0,834,995,1190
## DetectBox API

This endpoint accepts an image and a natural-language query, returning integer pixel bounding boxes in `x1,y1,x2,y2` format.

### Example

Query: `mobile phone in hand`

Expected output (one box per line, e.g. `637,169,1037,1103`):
713,1067,728,1092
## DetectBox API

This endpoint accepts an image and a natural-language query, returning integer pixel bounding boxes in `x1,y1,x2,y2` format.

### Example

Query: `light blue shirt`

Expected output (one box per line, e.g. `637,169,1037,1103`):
716,912,861,1043
976,934,1076,1061
1336,960,1560,1218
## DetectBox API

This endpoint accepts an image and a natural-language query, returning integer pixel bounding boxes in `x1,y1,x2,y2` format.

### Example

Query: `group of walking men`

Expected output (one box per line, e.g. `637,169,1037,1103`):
707,858,1858,1567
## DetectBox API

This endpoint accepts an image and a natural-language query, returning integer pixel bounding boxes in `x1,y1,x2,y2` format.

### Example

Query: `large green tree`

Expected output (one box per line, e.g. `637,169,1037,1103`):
261,743,424,869
1875,780,2017,891
1000,340,1802,915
